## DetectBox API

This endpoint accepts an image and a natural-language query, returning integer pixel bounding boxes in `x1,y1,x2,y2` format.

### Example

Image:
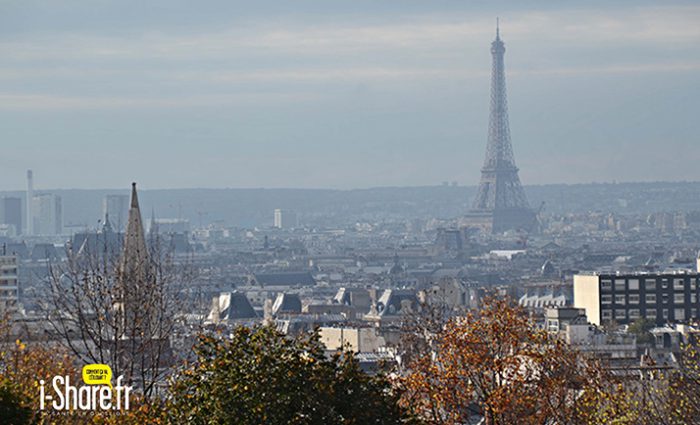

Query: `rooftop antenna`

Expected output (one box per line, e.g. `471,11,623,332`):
496,17,500,39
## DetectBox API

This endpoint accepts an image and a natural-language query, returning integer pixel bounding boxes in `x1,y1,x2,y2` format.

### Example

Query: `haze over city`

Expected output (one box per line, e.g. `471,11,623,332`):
4,2,700,424
1,0,699,190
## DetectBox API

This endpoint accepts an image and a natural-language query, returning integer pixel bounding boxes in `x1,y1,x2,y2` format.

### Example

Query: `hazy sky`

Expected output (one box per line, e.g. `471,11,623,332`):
0,1,698,190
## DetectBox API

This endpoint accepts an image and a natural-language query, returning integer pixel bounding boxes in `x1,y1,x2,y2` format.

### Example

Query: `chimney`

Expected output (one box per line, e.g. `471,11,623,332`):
26,170,33,236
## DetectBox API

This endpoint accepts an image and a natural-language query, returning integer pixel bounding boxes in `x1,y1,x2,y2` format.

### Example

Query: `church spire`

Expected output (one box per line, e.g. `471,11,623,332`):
102,212,114,234
121,182,149,275
130,182,140,209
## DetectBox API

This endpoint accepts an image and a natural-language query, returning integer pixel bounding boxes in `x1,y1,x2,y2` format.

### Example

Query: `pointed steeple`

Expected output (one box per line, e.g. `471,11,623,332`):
121,182,149,276
102,212,114,235
130,182,140,209
149,208,158,236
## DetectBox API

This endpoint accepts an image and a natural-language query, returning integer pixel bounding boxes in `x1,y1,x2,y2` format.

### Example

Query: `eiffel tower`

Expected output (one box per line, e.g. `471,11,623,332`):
466,21,536,233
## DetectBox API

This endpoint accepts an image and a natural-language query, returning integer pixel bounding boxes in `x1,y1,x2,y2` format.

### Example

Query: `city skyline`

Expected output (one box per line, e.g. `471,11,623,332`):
1,1,699,190
2,4,700,423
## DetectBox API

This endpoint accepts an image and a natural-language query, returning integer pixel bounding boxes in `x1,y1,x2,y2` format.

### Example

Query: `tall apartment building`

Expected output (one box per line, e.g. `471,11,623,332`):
26,170,34,236
574,272,700,326
0,197,22,236
0,254,19,312
32,193,63,235
273,209,297,229
103,194,129,231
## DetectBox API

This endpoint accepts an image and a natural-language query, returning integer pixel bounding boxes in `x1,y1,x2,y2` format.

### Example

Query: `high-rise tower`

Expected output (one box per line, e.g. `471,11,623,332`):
26,170,33,236
467,22,535,233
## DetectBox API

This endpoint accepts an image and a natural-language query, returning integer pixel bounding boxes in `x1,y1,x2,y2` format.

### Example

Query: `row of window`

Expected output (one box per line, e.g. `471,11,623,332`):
601,278,698,291
601,308,695,321
601,293,698,305
0,289,17,298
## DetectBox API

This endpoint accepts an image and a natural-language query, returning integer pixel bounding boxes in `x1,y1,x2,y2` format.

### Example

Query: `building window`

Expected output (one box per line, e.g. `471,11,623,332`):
646,294,657,304
691,280,697,290
674,294,685,304
601,279,612,290
629,294,640,304
645,279,657,290
602,310,613,320
629,279,640,290
615,295,626,305
615,310,627,319
692,294,697,304
662,294,669,304
691,309,698,318
674,279,686,291
675,309,686,321
629,309,640,319
662,309,669,319
647,309,657,319
601,294,612,304
615,279,626,291
662,279,670,289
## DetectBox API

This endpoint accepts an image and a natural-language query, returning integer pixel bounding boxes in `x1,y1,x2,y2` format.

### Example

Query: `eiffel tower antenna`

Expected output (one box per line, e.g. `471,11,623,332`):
466,20,536,233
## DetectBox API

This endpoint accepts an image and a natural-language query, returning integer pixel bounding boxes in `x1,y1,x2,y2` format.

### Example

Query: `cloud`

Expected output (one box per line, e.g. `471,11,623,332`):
0,92,323,110
1,6,698,62
512,61,700,78
0,4,698,112
0,2,698,189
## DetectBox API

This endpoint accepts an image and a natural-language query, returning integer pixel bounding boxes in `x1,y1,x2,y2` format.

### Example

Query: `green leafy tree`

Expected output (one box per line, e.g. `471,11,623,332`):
167,326,414,425
628,318,655,345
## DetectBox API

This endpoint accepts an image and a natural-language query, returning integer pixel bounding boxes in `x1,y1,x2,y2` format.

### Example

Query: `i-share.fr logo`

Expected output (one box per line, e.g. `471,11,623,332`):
39,364,132,411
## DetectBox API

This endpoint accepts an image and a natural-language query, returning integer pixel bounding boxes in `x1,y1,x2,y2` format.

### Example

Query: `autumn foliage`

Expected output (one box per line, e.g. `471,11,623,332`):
398,296,632,425
4,298,700,424
0,338,78,424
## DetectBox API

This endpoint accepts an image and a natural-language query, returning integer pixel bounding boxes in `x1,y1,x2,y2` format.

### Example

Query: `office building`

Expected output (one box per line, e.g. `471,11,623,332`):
26,170,33,235
32,193,63,235
152,218,190,234
103,194,129,231
273,209,297,229
0,253,19,312
574,272,700,326
0,197,22,236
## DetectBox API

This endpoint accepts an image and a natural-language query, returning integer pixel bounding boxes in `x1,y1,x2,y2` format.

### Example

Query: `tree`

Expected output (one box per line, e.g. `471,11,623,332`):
0,377,32,425
167,326,414,425
398,296,632,425
628,318,655,345
0,315,79,424
398,298,456,370
666,343,700,424
42,184,196,399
